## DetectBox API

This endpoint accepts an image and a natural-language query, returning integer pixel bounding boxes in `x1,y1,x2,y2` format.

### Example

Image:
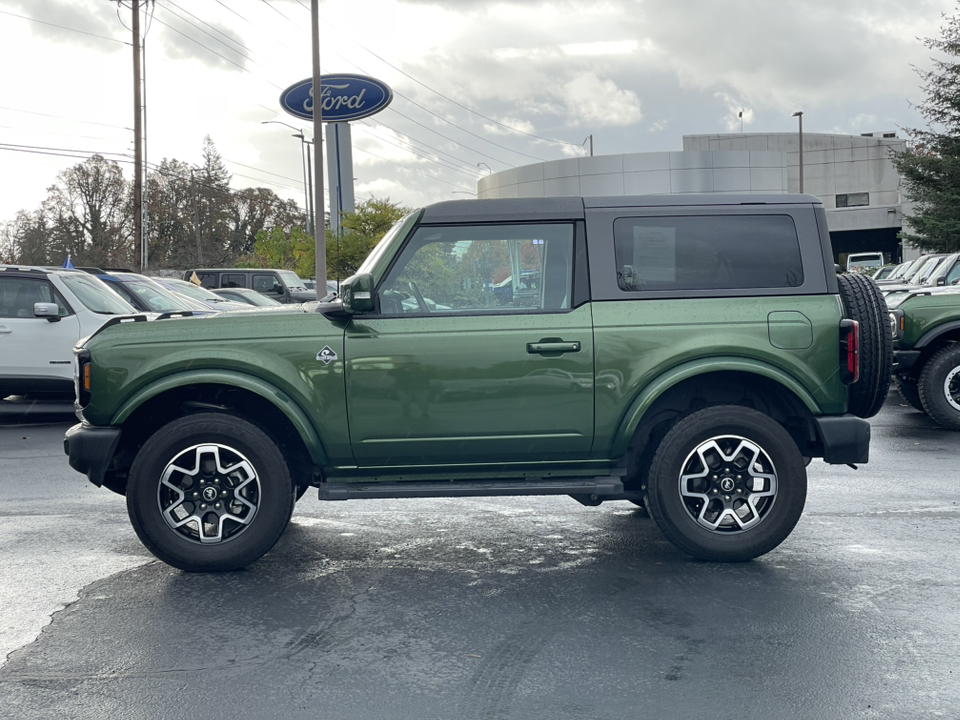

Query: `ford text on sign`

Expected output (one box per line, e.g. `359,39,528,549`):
279,74,393,122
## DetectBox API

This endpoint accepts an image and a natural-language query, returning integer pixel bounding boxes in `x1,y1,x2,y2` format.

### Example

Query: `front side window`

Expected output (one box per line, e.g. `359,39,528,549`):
613,214,803,292
0,277,70,318
379,223,574,315
253,274,282,294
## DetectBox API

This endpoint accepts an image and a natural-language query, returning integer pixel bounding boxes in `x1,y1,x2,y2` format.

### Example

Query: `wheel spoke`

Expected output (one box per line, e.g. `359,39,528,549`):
678,434,780,534
158,443,261,545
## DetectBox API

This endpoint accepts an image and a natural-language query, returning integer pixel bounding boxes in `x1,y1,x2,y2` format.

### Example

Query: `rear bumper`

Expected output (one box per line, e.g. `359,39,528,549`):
813,415,870,465
63,422,122,487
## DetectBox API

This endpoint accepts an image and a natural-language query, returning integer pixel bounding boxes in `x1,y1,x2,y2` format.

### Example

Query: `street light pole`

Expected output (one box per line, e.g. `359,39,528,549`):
261,120,312,233
792,111,804,194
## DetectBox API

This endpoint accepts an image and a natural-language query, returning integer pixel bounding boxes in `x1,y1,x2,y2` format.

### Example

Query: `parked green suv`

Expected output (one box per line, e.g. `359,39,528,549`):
65,195,891,571
889,286,960,428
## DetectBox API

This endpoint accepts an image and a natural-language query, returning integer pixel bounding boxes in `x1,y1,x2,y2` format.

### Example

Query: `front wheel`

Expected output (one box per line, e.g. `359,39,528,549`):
126,413,295,572
918,345,960,430
646,406,807,562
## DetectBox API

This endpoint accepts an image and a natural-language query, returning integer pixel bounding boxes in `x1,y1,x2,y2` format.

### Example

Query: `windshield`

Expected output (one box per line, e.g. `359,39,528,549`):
277,270,307,292
356,211,420,278
166,280,231,303
61,273,137,314
121,278,197,312
906,257,941,282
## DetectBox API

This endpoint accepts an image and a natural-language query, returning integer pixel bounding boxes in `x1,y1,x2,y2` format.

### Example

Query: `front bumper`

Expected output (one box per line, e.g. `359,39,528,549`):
63,423,122,487
893,350,920,373
813,415,870,465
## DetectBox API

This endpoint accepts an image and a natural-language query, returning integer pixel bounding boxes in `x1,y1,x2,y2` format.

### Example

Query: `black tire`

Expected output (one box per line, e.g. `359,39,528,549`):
894,376,925,413
646,406,807,562
837,272,892,418
917,345,960,430
126,413,295,572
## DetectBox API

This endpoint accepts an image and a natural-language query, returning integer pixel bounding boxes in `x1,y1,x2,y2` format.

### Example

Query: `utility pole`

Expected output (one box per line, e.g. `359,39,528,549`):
191,169,202,264
312,0,326,297
132,0,143,272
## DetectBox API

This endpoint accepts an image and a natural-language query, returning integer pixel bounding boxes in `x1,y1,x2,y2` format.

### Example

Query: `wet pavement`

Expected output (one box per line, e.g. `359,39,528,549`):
0,391,958,719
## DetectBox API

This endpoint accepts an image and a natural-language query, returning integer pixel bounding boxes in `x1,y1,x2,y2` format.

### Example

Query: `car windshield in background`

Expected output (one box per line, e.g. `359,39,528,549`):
60,273,137,315
224,290,280,306
117,278,196,312
278,270,307,292
165,280,232,303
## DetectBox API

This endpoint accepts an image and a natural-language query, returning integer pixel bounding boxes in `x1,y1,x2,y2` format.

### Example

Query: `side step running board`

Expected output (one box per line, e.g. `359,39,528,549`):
319,476,624,501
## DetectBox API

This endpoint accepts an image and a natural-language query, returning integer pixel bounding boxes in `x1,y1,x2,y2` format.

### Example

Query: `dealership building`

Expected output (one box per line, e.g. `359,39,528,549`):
477,131,911,264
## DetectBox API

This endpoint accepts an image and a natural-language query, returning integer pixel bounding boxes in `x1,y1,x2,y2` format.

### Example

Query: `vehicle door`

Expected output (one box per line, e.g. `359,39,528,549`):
252,272,287,302
343,221,594,466
0,276,79,383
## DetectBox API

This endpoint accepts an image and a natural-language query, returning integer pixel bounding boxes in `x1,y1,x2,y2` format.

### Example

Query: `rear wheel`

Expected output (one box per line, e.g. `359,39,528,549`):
838,273,892,418
918,345,960,430
646,406,807,562
126,413,295,571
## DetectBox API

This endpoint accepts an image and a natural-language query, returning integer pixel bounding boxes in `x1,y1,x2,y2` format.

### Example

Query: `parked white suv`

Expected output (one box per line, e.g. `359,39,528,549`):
0,265,141,397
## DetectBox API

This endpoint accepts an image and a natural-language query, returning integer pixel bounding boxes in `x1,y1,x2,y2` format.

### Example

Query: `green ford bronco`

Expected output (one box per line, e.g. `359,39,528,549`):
65,194,892,571
889,286,960,429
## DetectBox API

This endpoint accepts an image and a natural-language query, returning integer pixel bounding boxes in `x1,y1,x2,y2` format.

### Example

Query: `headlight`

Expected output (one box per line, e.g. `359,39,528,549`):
889,310,904,340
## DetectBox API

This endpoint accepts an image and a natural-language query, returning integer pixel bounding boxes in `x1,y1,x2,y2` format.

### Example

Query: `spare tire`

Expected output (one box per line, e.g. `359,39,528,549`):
838,273,893,418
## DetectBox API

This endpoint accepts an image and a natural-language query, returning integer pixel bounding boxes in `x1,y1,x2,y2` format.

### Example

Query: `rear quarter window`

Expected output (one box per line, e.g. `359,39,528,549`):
613,214,803,292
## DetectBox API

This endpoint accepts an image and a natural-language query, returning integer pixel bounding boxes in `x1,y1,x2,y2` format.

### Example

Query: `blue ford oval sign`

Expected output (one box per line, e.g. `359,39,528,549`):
279,74,393,122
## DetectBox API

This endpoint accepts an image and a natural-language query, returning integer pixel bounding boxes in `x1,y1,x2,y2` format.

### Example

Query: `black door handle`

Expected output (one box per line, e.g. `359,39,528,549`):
526,340,581,355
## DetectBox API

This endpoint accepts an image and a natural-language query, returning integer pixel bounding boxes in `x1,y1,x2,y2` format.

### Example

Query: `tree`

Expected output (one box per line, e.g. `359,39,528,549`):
43,155,133,267
145,158,197,268
1,209,50,265
230,187,303,260
250,225,314,276
893,10,960,253
325,197,411,280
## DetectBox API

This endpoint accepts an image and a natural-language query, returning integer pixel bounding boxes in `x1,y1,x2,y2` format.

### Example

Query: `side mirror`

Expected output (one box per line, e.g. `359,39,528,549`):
34,302,61,322
938,277,946,286
339,273,375,314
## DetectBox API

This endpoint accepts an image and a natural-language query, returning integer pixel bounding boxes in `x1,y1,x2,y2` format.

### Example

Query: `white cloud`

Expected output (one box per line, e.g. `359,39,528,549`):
562,72,643,127
560,40,639,56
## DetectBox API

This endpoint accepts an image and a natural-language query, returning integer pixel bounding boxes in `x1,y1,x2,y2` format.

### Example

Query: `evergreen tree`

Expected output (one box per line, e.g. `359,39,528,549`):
893,9,960,252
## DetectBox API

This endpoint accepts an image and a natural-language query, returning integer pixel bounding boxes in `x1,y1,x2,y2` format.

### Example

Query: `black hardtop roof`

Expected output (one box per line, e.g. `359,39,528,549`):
185,268,293,273
419,194,822,224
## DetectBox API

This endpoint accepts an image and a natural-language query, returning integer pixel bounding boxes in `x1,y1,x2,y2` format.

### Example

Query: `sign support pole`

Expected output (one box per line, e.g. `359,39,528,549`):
311,0,326,297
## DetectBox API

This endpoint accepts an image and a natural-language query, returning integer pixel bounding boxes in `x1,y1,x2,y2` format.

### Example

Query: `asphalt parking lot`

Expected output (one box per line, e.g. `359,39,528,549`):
0,390,958,719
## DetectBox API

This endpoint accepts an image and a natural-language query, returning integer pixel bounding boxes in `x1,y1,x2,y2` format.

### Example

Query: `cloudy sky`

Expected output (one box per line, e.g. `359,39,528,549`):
0,0,955,223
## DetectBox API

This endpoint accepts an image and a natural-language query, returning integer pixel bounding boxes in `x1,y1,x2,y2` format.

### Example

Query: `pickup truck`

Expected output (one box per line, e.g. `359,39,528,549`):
64,194,892,571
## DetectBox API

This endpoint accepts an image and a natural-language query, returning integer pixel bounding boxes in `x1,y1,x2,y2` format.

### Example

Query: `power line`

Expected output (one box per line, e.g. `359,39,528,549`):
155,1,262,70
383,106,521,167
148,14,284,89
357,120,484,177
0,105,130,131
0,142,131,159
223,158,303,185
352,145,476,193
291,0,580,150
0,9,131,46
